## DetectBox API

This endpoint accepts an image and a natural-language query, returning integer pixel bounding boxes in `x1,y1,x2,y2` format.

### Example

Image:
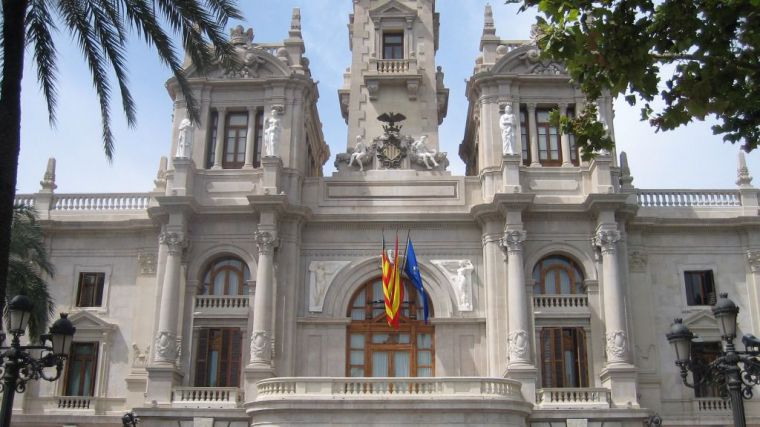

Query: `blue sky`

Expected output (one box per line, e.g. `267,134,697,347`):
15,1,758,194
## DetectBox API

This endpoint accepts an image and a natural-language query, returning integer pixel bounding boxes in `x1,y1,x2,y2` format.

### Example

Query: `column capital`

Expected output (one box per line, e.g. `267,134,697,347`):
255,231,278,255
500,229,527,254
748,250,760,273
557,102,569,113
593,229,621,255
526,103,537,111
159,232,187,256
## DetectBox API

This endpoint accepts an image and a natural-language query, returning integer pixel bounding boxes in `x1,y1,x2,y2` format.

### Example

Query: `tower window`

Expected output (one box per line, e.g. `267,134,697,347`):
223,112,248,169
684,270,716,306
383,32,404,59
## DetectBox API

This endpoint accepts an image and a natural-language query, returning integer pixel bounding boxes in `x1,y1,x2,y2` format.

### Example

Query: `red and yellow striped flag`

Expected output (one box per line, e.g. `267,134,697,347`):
381,234,404,329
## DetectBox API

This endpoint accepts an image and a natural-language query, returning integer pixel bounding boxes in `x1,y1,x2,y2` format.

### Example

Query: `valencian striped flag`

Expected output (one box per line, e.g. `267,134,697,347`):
381,233,404,329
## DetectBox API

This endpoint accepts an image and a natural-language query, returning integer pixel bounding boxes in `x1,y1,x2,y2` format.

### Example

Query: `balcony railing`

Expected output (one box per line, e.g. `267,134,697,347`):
369,58,418,75
536,388,611,409
53,193,151,211
171,387,240,408
257,377,523,400
194,295,249,317
533,294,588,311
56,396,94,410
694,397,731,413
637,190,741,207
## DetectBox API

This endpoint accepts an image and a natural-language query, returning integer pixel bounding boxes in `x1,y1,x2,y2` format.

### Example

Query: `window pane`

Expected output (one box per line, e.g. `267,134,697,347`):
394,352,410,376
373,334,389,344
545,270,557,294
350,351,364,365
418,334,432,349
559,270,571,294
372,352,388,376
417,367,432,377
350,334,365,348
350,367,365,377
228,113,248,127
417,350,431,365
398,333,410,344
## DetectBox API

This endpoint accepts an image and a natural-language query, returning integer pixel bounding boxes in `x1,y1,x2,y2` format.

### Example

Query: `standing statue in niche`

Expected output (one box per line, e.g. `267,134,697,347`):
175,118,193,158
348,135,369,171
500,104,515,155
412,135,439,169
454,260,474,310
263,108,281,157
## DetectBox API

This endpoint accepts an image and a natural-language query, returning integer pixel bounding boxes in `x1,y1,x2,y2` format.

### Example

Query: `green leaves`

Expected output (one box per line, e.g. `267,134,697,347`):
513,0,760,151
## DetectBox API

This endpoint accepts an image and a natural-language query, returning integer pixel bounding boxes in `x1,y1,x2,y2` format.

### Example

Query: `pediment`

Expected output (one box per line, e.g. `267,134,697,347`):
185,46,291,80
491,44,568,77
682,310,721,340
369,0,417,20
67,310,117,331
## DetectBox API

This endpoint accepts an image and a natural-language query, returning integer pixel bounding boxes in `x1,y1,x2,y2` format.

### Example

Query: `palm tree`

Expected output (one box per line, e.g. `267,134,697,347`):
7,204,55,340
0,0,242,315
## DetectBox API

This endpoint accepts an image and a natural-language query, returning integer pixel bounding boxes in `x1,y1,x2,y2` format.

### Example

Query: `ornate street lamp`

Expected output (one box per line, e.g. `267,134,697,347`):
666,293,760,427
0,295,76,427
122,411,139,426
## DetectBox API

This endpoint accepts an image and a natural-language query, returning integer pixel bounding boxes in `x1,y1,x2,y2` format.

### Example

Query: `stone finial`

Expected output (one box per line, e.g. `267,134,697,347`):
482,4,496,36
737,151,754,188
619,151,634,190
154,156,168,191
230,25,253,46
289,8,302,38
40,157,57,192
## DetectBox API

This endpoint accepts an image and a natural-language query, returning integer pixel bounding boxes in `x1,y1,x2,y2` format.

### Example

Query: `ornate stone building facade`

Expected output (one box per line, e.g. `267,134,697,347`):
12,1,760,426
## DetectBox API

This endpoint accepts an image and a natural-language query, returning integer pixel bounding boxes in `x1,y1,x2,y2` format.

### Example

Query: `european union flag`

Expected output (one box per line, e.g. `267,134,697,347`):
404,238,429,323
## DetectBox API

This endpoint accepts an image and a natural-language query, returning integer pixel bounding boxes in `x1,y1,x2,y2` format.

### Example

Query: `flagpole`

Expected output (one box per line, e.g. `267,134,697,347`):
401,229,411,272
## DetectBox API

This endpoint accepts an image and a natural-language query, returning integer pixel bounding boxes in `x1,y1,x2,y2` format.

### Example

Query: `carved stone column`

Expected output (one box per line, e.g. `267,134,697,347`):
527,103,539,167
501,229,530,367
212,107,227,169
481,222,507,377
243,106,258,169
250,231,277,367
747,250,760,333
559,103,572,166
154,232,187,364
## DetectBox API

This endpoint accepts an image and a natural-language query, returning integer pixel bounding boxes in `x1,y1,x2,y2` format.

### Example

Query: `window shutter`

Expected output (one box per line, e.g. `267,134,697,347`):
194,329,209,386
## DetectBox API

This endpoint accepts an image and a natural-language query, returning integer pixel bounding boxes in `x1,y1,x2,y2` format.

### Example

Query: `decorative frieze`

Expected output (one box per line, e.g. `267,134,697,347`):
309,261,351,312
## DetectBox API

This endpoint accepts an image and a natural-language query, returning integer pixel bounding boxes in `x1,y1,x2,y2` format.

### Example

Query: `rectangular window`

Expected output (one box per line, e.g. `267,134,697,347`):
223,112,248,169
76,272,105,307
194,328,242,387
254,109,264,168
382,32,404,59
520,109,530,165
64,342,99,396
536,110,561,166
540,327,588,388
685,270,716,306
567,108,579,165
692,342,722,397
206,111,219,168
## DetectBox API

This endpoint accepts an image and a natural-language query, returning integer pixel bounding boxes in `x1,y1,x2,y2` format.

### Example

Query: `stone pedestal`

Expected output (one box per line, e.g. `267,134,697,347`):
145,366,183,406
502,154,522,193
601,365,639,408
505,366,537,404
168,158,195,196
261,156,282,194
589,154,614,193
243,366,275,404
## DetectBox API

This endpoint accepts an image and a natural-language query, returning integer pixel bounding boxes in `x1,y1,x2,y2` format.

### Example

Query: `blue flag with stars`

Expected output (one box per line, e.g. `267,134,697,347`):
404,238,429,323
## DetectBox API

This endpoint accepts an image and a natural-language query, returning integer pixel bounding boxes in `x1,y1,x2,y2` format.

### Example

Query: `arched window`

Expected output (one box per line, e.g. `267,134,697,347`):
347,278,434,377
532,255,584,295
202,257,250,295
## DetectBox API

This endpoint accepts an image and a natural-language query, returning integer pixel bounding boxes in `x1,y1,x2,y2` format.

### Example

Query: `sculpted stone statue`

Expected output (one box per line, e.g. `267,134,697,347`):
348,136,369,171
176,118,193,158
412,135,439,169
263,109,281,157
500,105,515,155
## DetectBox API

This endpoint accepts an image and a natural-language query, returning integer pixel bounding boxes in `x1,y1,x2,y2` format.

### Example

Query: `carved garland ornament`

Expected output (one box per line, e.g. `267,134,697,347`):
250,330,272,361
154,330,179,363
508,330,530,363
605,330,628,362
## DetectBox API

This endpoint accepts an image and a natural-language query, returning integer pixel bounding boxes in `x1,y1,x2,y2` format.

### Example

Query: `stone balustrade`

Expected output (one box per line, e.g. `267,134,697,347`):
56,396,93,410
694,397,731,413
256,377,523,400
499,41,527,52
171,387,240,408
535,388,611,409
14,195,35,207
533,294,588,311
637,190,741,207
254,43,283,56
194,295,249,317
375,59,416,74
53,193,151,211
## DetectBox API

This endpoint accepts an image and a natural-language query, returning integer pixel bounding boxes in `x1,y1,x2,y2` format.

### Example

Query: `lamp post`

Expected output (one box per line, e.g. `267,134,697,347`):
666,293,760,427
0,295,76,427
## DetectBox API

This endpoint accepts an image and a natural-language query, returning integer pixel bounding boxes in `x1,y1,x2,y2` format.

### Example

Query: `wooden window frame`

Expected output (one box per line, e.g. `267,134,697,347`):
382,32,404,60
684,270,717,306
63,342,99,396
222,112,248,169
194,327,243,387
202,257,249,296
533,256,584,295
539,327,589,388
346,279,434,377
76,272,105,307
536,109,561,166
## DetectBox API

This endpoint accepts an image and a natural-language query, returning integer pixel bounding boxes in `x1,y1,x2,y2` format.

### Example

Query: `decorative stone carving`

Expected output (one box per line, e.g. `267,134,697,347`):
159,232,187,256
263,108,281,157
132,343,149,368
137,251,157,275
606,330,628,362
411,135,439,169
348,136,370,171
153,156,168,191
40,157,57,191
628,250,647,273
508,329,529,363
531,63,562,75
737,151,754,187
500,230,527,254
230,25,254,45
431,259,474,312
499,104,516,155
593,229,621,255
153,331,178,363
254,231,277,255
309,261,350,312
748,250,760,273
175,118,193,158
250,330,271,361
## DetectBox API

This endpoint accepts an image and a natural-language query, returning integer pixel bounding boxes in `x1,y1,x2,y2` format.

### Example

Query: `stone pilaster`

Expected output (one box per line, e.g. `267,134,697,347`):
558,103,572,167
527,103,539,167
243,106,258,169
212,107,227,169
481,219,506,377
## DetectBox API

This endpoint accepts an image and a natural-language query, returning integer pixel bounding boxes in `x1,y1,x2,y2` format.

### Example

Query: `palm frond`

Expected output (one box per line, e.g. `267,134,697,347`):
26,0,59,126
